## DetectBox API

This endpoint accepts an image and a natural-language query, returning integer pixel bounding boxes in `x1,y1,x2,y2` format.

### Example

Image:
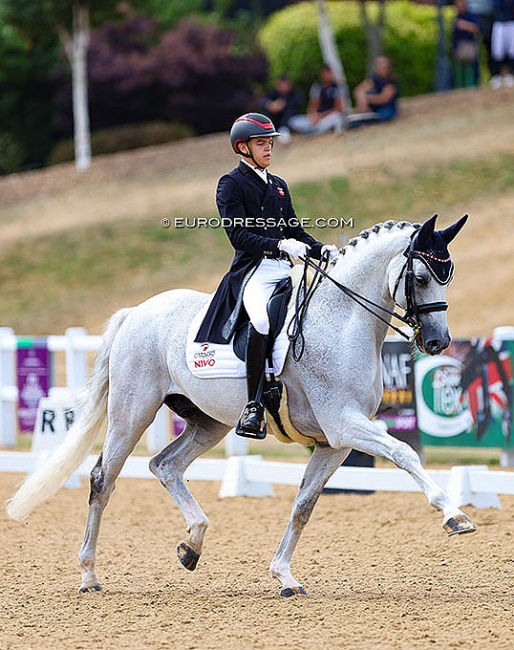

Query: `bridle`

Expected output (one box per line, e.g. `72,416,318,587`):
393,228,453,332
288,230,453,361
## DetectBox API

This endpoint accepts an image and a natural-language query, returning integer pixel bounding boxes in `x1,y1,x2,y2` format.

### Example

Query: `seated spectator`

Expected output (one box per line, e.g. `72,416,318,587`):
288,65,344,135
349,56,399,128
490,0,514,88
260,74,302,143
451,0,481,88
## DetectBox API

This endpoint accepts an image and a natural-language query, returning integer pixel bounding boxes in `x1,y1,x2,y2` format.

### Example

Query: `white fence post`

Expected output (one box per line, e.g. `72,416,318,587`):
146,406,170,454
65,327,89,392
447,465,501,509
0,327,17,447
224,428,249,456
219,455,274,498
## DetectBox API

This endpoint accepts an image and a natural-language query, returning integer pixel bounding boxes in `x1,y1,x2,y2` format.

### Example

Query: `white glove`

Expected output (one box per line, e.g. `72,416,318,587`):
321,244,339,260
278,239,310,260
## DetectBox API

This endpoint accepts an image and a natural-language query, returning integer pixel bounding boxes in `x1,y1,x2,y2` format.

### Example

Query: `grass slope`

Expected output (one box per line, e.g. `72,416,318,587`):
0,88,513,336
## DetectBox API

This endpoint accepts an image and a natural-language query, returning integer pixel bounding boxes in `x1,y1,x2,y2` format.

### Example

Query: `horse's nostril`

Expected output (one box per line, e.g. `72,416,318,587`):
426,339,442,353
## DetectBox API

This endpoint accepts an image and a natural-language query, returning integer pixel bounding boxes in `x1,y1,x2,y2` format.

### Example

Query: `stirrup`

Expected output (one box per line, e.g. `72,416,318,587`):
235,402,267,440
235,423,267,440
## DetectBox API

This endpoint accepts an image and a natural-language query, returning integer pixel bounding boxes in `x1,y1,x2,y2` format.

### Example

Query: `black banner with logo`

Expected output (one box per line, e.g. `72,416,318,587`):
377,340,420,451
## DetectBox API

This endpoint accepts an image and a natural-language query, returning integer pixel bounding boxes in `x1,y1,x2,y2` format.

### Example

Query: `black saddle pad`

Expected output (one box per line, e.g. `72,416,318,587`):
233,277,293,362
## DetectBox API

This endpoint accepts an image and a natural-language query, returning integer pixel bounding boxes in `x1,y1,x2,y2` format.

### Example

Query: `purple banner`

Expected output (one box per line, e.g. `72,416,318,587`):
17,339,51,434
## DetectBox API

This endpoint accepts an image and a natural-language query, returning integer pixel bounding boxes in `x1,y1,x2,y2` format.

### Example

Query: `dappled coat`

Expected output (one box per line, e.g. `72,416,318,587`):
195,161,323,343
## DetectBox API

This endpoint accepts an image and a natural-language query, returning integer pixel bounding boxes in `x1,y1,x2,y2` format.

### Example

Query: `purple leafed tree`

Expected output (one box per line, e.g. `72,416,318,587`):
54,17,268,137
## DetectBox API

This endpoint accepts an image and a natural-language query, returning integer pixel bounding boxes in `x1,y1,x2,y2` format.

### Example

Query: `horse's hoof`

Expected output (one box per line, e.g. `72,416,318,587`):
280,586,308,598
78,584,103,594
177,541,200,571
443,514,477,537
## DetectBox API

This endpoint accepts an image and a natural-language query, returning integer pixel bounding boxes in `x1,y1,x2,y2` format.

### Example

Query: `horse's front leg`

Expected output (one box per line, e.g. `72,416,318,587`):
270,443,351,597
331,413,476,536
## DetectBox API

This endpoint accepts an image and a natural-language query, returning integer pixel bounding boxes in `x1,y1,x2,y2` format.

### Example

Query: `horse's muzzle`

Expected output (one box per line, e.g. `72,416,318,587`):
417,330,451,356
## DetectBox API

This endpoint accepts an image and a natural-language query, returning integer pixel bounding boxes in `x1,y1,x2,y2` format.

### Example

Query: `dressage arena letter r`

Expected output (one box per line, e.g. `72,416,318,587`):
41,409,56,433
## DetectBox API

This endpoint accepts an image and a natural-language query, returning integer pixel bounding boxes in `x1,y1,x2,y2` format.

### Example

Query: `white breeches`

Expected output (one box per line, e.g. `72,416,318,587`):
492,21,514,60
243,259,292,335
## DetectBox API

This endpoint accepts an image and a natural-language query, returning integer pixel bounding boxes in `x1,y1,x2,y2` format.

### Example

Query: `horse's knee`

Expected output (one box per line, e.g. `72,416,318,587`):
390,439,420,468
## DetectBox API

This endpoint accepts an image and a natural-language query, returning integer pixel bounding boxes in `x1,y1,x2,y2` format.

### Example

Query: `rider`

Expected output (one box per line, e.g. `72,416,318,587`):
195,112,338,438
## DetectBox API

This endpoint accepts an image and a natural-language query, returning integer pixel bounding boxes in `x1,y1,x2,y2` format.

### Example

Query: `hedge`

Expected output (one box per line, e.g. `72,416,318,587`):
47,121,194,166
259,1,453,100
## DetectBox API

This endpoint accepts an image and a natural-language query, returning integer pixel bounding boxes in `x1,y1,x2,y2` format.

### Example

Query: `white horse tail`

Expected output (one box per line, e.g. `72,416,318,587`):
6,308,133,521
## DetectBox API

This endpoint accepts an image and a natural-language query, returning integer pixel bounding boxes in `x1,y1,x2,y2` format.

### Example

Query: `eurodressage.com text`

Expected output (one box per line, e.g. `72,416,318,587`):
165,217,355,229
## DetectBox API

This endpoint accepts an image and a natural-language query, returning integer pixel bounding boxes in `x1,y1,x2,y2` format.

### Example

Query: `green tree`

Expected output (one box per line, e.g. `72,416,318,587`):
260,1,453,99
2,1,146,171
142,0,207,27
0,16,59,173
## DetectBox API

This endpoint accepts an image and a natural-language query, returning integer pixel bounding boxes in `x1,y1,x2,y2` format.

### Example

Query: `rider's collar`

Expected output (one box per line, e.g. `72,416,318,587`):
406,229,454,285
240,157,268,181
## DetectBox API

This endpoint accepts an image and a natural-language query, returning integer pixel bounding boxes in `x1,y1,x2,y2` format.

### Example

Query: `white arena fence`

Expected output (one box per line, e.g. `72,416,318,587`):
1,450,514,508
0,326,176,453
1,327,514,508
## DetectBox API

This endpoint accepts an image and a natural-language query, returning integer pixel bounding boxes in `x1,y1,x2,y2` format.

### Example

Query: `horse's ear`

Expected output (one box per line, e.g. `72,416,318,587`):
416,214,438,248
440,214,468,245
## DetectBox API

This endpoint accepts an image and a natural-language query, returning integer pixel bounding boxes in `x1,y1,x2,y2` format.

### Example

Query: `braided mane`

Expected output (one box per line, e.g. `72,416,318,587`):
338,220,421,256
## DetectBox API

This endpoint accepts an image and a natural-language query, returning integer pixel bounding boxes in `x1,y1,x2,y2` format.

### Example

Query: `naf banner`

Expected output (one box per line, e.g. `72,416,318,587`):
415,334,514,448
377,340,419,450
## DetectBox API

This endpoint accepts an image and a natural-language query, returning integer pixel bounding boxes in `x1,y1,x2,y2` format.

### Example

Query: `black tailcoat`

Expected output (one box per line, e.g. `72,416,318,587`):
195,161,323,343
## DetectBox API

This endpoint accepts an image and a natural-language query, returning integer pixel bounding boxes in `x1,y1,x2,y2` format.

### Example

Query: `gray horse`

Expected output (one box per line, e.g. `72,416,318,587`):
7,215,475,597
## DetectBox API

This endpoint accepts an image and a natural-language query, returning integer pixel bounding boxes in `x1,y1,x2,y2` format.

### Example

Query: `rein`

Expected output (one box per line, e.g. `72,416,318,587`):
288,232,450,361
287,254,330,361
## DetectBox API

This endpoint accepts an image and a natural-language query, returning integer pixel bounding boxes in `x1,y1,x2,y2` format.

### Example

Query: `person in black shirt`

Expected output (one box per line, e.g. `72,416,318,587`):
352,56,399,122
451,0,481,88
490,0,514,87
289,65,344,135
260,74,302,143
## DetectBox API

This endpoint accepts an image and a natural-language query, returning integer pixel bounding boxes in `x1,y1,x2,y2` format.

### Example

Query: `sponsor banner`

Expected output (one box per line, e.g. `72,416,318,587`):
377,340,419,446
416,337,514,448
16,338,52,434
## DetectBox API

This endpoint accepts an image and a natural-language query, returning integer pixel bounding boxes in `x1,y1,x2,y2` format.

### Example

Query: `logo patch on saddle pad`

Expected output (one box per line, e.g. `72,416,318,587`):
186,303,291,379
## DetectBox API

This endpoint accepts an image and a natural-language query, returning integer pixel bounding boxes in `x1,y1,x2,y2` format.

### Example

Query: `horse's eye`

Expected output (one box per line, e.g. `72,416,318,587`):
415,275,430,287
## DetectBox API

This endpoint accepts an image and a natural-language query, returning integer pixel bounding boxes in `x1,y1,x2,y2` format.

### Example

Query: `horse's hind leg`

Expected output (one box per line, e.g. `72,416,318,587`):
149,398,230,572
78,390,165,592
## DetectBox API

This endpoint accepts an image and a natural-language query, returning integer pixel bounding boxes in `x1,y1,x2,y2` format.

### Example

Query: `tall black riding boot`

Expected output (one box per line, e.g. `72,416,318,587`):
235,325,268,439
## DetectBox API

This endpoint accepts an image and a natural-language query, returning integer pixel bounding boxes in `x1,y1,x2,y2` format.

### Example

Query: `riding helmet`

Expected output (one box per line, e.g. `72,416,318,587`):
230,113,281,155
